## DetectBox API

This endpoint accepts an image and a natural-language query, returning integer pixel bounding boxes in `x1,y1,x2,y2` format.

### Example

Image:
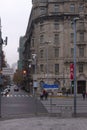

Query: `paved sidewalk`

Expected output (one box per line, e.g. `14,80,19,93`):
0,117,87,130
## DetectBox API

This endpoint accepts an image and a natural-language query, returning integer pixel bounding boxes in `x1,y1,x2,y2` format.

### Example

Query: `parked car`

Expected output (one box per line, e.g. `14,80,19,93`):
14,86,19,91
57,92,63,96
1,91,7,95
1,89,9,95
6,85,11,92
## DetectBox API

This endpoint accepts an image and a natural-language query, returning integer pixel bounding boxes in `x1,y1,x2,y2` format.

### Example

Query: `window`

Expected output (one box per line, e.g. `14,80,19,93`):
79,22,84,29
40,35,44,44
79,64,83,73
40,21,44,24
55,64,59,74
70,4,75,12
71,33,74,42
71,48,74,57
40,7,46,15
54,34,59,44
40,24,44,31
79,47,84,57
54,4,59,13
55,48,59,58
40,64,44,72
54,22,59,30
79,5,84,12
40,50,44,58
80,32,84,42
71,21,73,29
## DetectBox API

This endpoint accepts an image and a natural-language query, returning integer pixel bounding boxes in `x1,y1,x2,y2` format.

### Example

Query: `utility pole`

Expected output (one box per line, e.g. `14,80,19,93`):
73,17,79,116
0,18,7,117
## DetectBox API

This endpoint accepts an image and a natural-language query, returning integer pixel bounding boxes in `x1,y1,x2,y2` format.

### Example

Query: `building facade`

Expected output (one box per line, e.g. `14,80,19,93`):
23,0,87,93
18,36,27,71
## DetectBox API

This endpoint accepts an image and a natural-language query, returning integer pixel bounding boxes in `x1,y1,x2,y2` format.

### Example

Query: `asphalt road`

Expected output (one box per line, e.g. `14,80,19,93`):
1,85,87,118
40,95,87,117
1,85,47,118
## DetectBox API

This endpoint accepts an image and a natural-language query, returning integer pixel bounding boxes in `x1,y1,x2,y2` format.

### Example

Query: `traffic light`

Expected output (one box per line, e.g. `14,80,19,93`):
23,70,26,74
23,70,27,75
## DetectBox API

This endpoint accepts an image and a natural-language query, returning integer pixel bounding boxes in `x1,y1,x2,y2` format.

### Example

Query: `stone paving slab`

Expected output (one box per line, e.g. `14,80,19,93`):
0,117,87,130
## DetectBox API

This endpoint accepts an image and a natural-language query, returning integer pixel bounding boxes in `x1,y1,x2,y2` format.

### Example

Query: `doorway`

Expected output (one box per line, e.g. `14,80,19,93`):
77,80,86,94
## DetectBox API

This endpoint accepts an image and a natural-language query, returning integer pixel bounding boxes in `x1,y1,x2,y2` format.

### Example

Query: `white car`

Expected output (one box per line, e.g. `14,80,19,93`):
57,92,63,96
1,90,8,95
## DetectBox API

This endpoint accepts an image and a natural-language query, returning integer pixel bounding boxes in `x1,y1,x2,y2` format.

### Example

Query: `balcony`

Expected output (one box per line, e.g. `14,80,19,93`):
64,57,87,64
77,41,86,46
77,57,87,63
64,57,73,63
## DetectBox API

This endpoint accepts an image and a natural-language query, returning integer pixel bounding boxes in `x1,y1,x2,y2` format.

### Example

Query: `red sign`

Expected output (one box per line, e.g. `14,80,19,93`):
70,72,74,80
70,63,74,80
70,63,74,72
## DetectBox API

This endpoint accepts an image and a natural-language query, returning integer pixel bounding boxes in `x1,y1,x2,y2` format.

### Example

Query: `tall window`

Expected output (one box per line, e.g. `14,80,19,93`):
79,47,84,57
40,24,44,31
80,32,84,42
40,35,44,44
79,64,83,73
40,7,46,15
54,22,59,30
54,4,59,13
54,34,59,45
79,22,84,28
71,48,74,57
55,48,59,58
55,64,59,74
70,4,75,12
40,64,44,72
40,50,44,58
79,5,84,12
71,33,74,42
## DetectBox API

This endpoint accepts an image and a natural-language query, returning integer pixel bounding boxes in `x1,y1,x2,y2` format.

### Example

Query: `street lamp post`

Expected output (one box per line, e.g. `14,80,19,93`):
73,17,79,116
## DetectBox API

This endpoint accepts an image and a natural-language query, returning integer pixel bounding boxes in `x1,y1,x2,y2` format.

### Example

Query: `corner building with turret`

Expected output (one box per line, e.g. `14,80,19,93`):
24,0,87,94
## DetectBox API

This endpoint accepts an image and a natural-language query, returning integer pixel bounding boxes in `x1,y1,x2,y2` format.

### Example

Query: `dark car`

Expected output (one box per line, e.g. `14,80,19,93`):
14,86,19,91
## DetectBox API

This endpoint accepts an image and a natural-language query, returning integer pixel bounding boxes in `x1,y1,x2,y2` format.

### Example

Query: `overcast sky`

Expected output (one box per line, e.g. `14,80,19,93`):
0,0,32,67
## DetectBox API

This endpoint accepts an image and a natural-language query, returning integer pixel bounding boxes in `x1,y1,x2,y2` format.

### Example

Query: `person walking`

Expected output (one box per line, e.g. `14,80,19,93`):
82,91,86,100
44,91,48,100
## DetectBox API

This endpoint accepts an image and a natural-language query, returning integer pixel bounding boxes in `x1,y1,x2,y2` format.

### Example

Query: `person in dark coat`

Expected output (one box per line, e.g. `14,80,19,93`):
82,91,86,100
44,91,48,100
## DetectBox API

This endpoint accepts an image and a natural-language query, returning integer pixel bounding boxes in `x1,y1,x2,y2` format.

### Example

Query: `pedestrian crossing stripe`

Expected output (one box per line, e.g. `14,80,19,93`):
2,94,30,97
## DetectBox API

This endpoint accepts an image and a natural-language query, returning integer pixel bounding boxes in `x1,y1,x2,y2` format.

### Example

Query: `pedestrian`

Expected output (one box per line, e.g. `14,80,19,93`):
44,91,48,100
82,91,86,100
43,89,46,97
40,91,43,100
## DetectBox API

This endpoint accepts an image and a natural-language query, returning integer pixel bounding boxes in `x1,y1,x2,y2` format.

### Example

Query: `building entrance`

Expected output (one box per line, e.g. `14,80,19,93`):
77,80,86,94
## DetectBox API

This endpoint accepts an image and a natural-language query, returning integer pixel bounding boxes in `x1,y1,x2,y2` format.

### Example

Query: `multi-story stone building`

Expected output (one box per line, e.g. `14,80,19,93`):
23,0,87,93
18,36,26,71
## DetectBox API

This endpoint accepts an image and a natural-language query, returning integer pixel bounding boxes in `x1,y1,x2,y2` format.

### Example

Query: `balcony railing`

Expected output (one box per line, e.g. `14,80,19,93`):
64,57,87,63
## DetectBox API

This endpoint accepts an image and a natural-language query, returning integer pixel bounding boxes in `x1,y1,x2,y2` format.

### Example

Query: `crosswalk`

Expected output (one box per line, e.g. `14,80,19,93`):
2,94,33,98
